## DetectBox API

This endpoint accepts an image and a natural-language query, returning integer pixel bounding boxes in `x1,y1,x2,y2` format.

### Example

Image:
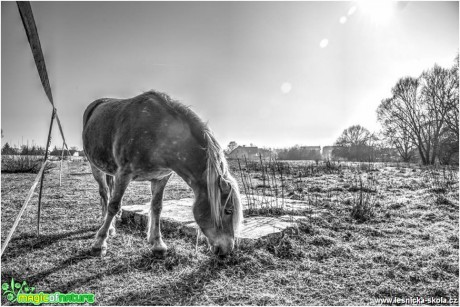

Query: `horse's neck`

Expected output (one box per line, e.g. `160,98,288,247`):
169,134,211,196
170,157,207,194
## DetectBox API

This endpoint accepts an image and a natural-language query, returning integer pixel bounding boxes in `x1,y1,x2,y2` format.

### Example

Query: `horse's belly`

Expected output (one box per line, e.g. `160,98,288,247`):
131,168,172,181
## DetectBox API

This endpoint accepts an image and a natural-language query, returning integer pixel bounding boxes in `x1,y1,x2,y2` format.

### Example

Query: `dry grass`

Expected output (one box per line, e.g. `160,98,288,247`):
1,160,458,305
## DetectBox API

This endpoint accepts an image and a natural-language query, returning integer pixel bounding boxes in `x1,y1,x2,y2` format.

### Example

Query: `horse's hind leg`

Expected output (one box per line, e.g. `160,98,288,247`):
90,164,109,217
90,165,116,235
106,174,121,222
91,170,132,257
148,173,172,258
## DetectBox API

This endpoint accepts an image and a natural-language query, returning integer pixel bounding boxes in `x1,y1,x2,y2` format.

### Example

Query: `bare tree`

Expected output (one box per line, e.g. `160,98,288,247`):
378,77,434,164
420,64,458,163
333,125,377,161
225,141,238,154
377,57,459,165
335,125,373,146
439,54,460,165
444,54,459,140
378,89,419,163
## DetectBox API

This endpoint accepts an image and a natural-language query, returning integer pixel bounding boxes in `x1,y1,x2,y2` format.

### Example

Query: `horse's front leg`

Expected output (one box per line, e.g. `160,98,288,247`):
148,174,172,258
91,171,132,257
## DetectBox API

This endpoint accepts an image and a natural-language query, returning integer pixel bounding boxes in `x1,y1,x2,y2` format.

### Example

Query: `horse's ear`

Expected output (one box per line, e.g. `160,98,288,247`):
219,176,232,194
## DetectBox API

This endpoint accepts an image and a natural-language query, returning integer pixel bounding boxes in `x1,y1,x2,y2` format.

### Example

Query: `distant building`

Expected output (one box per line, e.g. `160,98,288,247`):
227,146,273,160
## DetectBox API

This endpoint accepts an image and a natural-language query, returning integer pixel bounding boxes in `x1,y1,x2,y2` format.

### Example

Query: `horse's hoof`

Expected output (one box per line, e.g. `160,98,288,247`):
90,245,107,257
152,247,167,259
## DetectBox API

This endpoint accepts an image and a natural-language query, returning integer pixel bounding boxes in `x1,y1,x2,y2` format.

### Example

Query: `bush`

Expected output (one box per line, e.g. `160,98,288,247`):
350,196,375,223
1,156,55,174
349,177,377,223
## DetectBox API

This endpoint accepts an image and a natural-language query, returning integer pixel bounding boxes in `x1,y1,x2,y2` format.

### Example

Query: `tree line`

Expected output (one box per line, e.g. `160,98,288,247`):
332,55,459,165
1,143,81,156
225,141,322,161
276,146,322,161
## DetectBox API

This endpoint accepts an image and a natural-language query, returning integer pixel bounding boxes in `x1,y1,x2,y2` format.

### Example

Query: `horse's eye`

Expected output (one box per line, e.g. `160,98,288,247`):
224,208,233,215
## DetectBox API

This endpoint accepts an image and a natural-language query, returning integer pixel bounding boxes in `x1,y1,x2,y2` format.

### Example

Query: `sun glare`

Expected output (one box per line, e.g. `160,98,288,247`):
358,1,396,26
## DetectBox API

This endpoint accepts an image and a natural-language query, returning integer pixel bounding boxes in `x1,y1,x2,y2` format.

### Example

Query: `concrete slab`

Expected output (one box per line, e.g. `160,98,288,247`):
121,197,307,240
120,198,197,230
241,195,311,211
238,215,305,239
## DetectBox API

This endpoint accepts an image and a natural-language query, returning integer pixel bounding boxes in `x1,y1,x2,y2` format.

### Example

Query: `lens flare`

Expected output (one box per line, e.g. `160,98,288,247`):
281,82,292,94
319,39,329,48
348,6,357,16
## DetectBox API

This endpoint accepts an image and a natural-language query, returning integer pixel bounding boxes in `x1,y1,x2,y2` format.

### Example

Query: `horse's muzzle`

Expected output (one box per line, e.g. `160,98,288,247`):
210,242,233,257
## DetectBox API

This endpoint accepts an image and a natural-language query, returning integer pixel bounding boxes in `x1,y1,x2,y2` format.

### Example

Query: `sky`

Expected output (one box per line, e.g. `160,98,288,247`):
1,1,458,151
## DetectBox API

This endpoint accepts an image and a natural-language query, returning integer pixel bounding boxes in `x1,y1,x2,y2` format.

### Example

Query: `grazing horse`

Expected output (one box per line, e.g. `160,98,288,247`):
82,91,243,257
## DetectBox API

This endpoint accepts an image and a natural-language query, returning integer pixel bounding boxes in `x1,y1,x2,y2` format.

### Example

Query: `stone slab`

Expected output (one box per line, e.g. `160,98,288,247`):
238,215,306,239
240,195,311,211
121,199,198,236
121,197,307,240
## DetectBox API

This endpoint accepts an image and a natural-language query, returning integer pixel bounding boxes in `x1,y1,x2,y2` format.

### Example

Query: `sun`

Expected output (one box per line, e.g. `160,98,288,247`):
358,1,396,26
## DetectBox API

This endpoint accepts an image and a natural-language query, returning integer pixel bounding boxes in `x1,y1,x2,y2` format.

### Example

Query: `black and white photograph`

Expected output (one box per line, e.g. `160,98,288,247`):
1,1,459,305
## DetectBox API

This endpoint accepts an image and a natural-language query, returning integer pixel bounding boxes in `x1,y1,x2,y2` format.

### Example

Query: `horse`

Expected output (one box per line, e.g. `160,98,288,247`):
82,90,243,258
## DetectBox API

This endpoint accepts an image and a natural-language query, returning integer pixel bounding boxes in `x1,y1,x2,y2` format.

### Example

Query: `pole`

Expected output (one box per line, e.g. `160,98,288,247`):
16,2,70,155
1,160,48,257
59,141,65,186
37,108,55,236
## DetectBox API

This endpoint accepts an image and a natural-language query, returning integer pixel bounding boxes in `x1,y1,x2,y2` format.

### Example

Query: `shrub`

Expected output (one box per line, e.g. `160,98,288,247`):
1,156,55,174
424,166,458,193
349,177,377,223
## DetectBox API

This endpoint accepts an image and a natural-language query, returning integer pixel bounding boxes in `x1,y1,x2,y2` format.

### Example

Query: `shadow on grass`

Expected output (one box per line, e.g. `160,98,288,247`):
104,256,233,306
27,249,95,285
1,220,267,305
1,226,99,260
4,239,254,305
6,246,227,303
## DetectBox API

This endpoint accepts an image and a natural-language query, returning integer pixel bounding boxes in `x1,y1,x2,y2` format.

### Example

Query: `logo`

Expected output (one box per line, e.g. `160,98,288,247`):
1,279,95,305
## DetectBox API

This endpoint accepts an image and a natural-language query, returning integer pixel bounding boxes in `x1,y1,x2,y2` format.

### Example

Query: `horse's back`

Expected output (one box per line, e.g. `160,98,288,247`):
83,92,204,180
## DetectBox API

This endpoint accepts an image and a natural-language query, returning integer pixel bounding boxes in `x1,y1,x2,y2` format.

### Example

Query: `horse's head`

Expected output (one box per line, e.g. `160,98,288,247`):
193,173,243,257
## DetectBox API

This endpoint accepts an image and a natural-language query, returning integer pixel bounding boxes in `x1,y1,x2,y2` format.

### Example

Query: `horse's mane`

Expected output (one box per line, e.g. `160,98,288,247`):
141,90,243,233
204,131,243,234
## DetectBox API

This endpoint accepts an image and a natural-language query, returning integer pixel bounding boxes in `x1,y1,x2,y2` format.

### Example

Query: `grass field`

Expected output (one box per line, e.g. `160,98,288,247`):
1,160,458,305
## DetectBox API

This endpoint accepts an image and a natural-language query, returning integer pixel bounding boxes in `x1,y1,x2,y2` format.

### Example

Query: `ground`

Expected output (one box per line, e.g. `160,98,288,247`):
1,160,458,305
